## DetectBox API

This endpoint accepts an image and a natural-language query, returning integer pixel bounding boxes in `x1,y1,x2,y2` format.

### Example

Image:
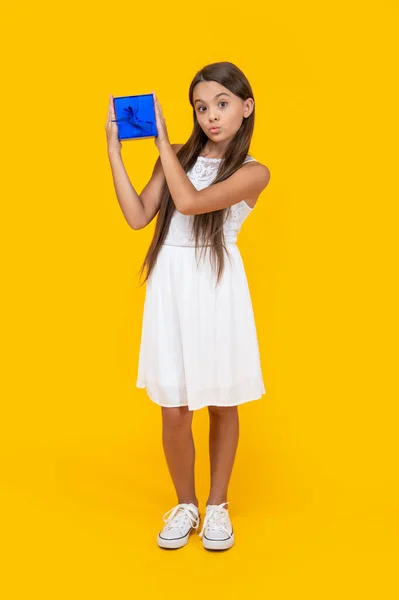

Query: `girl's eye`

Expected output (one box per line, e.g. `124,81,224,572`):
198,101,228,113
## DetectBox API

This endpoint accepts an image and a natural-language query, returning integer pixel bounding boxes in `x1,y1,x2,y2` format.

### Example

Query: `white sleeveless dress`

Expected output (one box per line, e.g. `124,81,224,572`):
136,153,266,411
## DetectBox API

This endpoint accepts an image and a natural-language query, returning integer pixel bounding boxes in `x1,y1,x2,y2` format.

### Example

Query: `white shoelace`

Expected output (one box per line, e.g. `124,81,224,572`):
198,501,233,539
162,503,200,533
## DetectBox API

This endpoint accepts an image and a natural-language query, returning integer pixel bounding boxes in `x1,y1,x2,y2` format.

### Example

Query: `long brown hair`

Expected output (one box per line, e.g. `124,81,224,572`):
137,61,255,287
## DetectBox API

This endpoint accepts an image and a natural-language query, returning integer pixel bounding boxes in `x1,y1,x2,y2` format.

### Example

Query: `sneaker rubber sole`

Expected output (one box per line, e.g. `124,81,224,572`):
202,531,235,550
157,517,201,549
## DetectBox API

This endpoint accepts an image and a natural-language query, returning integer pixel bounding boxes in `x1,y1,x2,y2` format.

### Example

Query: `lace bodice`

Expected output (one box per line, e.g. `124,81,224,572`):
163,154,257,247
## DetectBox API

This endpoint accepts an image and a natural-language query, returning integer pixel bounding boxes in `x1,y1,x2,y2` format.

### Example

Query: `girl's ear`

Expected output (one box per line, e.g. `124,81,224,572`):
244,98,254,117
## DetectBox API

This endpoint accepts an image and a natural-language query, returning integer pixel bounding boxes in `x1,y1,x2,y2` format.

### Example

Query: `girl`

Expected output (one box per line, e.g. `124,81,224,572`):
105,62,271,551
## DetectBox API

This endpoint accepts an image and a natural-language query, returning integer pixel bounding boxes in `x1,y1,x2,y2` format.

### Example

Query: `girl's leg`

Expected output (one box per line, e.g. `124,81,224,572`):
161,406,199,507
206,405,239,505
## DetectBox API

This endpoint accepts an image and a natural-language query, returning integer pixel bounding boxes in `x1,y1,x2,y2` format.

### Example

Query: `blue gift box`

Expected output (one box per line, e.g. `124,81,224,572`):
112,94,158,141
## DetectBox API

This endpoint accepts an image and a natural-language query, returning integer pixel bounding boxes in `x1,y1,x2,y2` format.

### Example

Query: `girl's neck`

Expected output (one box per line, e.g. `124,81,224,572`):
200,143,226,160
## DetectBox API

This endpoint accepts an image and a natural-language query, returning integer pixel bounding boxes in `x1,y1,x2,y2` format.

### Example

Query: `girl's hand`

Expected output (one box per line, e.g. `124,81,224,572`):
152,91,170,151
105,94,122,155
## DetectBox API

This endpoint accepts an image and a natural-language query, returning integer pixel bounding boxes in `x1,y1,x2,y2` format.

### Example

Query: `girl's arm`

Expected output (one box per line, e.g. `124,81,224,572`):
107,144,184,230
107,150,146,229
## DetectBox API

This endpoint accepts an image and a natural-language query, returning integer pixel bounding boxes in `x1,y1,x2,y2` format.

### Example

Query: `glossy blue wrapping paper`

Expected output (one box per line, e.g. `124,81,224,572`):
112,94,158,141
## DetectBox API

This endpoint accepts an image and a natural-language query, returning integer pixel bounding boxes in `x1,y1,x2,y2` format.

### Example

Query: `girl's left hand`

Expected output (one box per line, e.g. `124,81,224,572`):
152,91,170,150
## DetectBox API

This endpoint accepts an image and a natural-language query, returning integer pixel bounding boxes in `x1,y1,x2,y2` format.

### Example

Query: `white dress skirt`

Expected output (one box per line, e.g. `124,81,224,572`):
136,154,266,411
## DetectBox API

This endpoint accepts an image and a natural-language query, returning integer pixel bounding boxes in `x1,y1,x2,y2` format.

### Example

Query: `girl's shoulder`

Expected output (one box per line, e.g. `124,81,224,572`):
244,155,271,178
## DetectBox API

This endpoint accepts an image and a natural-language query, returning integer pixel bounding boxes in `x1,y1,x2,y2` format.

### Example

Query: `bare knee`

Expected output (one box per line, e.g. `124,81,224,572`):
208,405,238,418
161,405,193,429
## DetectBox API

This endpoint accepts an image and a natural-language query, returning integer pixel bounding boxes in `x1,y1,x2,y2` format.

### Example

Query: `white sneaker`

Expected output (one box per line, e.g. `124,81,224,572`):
157,503,200,549
198,501,235,550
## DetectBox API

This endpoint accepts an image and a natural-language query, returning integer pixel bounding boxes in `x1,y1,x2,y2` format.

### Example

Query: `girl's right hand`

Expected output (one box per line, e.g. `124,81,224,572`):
105,94,122,154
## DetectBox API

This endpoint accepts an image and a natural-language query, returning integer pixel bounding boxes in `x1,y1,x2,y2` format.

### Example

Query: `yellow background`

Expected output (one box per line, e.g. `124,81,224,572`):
1,1,398,597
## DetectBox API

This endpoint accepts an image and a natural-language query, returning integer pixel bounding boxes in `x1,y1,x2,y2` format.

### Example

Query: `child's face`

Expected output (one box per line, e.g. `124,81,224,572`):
193,80,253,142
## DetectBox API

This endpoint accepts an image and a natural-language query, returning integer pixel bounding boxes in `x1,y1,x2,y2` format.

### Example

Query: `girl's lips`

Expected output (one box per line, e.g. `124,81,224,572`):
209,127,221,133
